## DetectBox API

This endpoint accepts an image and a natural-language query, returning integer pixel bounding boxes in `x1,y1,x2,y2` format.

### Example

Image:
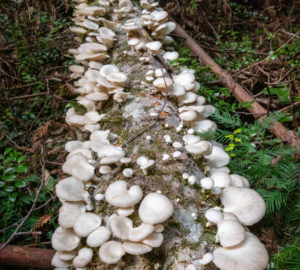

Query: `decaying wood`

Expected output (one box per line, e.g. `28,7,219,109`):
0,245,54,269
172,22,300,146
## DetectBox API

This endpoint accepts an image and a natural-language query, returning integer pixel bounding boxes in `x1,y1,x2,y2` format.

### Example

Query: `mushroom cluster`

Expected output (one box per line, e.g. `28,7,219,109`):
51,0,268,269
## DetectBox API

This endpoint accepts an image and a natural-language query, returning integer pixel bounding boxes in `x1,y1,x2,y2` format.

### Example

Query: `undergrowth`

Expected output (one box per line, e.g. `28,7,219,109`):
172,38,299,269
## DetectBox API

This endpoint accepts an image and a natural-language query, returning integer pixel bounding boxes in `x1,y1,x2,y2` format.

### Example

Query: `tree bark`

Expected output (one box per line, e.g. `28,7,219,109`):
172,22,300,146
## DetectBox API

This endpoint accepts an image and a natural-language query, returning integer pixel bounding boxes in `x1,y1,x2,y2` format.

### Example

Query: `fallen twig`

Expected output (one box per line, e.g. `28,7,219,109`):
172,22,300,146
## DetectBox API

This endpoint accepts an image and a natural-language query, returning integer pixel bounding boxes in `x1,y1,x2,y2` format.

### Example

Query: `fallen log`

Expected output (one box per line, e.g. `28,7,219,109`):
172,22,300,146
0,245,54,269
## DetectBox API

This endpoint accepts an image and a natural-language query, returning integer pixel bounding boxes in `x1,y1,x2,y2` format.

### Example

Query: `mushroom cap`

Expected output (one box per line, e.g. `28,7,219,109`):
51,252,71,268
151,10,168,22
73,213,102,237
142,232,164,248
146,41,162,51
117,207,135,217
128,223,154,242
73,247,93,268
163,51,179,62
87,226,111,247
99,165,112,174
153,77,173,92
58,202,86,228
221,187,266,226
211,171,231,188
57,250,76,261
186,141,212,156
192,119,217,134
119,0,133,13
198,252,213,265
69,65,84,74
213,232,269,270
217,220,245,247
109,214,133,240
172,83,186,97
99,27,116,38
105,180,143,207
200,177,214,190
122,241,153,255
230,174,250,188
123,168,133,178
205,208,223,224
100,64,119,78
83,20,99,30
179,110,197,122
62,153,95,182
183,134,200,145
99,241,125,264
137,156,155,172
204,145,230,168
223,212,239,222
106,72,127,85
51,226,80,251
138,192,174,224
56,177,89,202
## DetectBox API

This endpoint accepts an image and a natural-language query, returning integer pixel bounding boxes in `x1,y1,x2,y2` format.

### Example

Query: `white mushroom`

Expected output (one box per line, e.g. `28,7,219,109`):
99,241,125,264
51,252,71,268
204,145,230,168
153,77,173,93
51,226,80,251
122,241,153,255
128,223,154,242
105,180,143,207
145,41,162,54
73,213,101,237
213,232,269,270
211,171,231,188
216,220,245,247
142,232,164,248
56,177,89,202
87,226,111,247
221,187,266,226
230,174,250,188
138,192,174,224
58,202,86,229
137,156,155,175
62,153,95,182
73,248,93,268
200,177,214,190
109,214,133,240
185,141,212,156
57,251,76,261
198,252,213,265
117,207,135,217
123,168,133,178
205,208,223,224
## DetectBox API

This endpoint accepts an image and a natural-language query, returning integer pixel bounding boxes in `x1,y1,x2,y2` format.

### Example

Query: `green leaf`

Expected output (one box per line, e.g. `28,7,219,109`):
0,190,6,197
4,185,15,192
1,174,16,182
16,164,29,173
15,180,27,188
5,167,16,174
0,181,5,187
4,148,13,155
17,155,26,163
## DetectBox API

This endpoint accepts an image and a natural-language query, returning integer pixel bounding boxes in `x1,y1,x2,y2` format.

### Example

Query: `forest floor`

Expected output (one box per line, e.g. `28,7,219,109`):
0,0,299,269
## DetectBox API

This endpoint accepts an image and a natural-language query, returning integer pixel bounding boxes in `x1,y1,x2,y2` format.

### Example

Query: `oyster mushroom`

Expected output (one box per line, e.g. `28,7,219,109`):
213,232,268,270
99,241,125,264
138,192,174,224
221,187,266,226
105,180,143,207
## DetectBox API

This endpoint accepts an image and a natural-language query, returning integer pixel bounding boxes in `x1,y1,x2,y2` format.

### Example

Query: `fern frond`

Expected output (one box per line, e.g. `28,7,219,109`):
211,110,242,128
257,189,288,214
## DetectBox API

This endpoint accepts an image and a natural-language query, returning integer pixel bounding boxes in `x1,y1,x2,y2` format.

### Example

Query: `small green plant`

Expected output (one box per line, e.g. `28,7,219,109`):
0,148,36,202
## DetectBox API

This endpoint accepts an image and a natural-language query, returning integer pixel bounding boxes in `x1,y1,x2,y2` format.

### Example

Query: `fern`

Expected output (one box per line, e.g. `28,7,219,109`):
211,110,242,128
271,244,300,270
256,189,288,214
